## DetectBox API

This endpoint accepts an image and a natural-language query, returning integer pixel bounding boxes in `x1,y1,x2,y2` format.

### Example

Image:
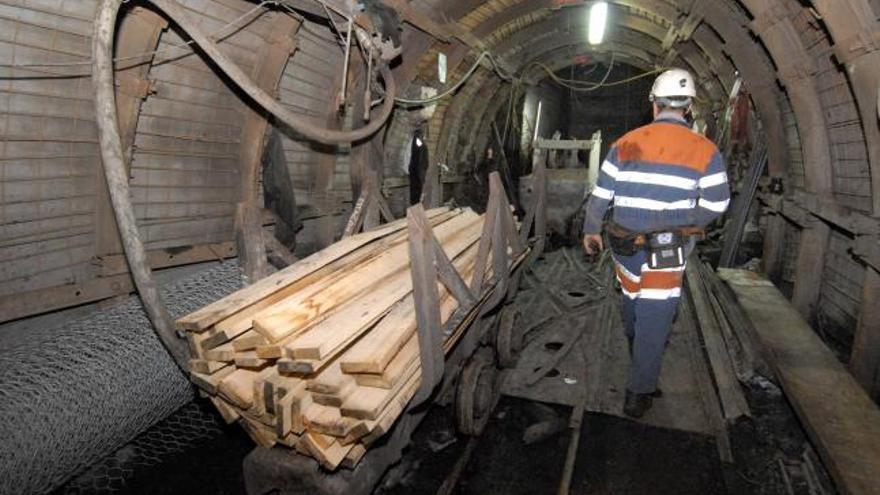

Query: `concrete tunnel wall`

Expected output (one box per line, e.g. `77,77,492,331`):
1,0,880,469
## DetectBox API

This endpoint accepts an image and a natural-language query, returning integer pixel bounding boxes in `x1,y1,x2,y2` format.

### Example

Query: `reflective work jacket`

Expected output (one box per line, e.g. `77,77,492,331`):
582,116,730,235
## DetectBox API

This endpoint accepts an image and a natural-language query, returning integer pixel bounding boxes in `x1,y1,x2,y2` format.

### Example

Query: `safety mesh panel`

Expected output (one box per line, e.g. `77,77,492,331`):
0,262,242,495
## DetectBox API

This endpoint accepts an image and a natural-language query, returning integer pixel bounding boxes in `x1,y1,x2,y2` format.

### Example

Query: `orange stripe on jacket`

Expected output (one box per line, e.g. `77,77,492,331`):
615,265,641,293
640,269,685,290
615,122,716,174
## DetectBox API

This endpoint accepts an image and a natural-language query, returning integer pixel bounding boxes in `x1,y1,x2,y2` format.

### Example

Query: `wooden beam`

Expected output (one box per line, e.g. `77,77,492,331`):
97,242,236,276
236,13,300,283
791,221,830,321
851,268,880,401
95,7,167,256
236,202,270,285
720,268,880,495
0,274,134,324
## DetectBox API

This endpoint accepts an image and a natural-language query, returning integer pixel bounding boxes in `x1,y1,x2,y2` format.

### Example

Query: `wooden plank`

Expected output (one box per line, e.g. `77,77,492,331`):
302,403,359,437
680,294,733,463
341,351,420,421
0,272,135,324
240,417,277,448
212,209,459,339
341,443,367,469
218,368,260,409
190,365,235,395
231,330,268,351
234,351,270,369
720,268,880,495
188,359,228,375
340,290,457,374
360,371,420,445
684,261,750,422
284,239,480,377
352,333,418,389
176,208,449,331
255,211,478,344
251,367,277,416
97,241,236,276
300,432,354,470
307,361,355,395
204,342,235,362
209,396,241,424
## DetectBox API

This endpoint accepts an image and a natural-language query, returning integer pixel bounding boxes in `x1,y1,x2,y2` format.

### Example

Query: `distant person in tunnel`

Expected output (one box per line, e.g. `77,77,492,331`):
580,68,730,418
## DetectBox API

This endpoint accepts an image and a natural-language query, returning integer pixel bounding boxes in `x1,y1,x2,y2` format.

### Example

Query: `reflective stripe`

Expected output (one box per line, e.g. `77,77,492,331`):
698,171,727,188
614,261,641,283
614,196,696,210
698,198,730,212
621,286,640,300
592,185,614,200
601,160,619,178
616,171,697,190
639,287,682,300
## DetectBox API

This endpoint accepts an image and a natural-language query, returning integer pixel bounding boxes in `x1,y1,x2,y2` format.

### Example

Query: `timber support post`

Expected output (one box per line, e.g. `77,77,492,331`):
852,267,880,400
236,13,301,284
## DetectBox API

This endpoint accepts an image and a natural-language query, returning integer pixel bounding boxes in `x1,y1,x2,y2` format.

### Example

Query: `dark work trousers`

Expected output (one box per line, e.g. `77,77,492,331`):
612,242,692,394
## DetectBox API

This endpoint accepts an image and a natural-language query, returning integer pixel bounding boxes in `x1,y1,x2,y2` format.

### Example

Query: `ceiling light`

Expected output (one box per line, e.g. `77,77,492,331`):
589,1,608,45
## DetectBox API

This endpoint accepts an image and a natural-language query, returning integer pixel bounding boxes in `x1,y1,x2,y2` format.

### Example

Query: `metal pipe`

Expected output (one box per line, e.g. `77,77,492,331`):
92,0,189,372
146,0,396,145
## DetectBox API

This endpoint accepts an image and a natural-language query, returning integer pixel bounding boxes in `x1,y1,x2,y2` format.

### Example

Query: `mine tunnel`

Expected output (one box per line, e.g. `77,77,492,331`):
1,0,880,494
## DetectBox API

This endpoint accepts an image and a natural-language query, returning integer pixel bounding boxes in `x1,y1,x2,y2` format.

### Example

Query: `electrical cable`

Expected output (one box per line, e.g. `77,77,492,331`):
394,51,516,106
139,0,396,144
0,0,275,71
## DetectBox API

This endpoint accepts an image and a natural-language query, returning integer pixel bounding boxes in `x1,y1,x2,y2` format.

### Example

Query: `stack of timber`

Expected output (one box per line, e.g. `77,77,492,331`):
684,255,775,424
176,208,499,470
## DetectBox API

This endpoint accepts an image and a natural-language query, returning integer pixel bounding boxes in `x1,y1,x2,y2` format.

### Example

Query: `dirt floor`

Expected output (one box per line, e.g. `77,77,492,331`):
55,344,835,495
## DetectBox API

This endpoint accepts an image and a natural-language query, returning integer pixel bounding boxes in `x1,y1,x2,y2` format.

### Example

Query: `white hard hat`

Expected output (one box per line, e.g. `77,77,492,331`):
650,68,696,107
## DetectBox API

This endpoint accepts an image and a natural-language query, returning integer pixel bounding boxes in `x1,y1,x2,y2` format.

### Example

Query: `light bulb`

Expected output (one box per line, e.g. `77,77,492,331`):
589,2,608,45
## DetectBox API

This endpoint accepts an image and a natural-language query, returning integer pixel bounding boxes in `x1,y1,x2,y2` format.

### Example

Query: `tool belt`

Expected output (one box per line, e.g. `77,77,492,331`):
606,222,703,269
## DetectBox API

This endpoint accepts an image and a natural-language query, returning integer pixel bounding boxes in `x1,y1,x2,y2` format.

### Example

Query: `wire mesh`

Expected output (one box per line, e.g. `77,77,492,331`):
0,262,242,495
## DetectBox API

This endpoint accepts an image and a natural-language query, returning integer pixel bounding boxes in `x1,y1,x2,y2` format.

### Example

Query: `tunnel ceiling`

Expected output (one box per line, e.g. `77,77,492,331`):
419,0,747,106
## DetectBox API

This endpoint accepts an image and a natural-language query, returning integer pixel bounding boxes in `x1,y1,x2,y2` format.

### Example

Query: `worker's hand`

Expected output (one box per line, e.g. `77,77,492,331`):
582,234,603,256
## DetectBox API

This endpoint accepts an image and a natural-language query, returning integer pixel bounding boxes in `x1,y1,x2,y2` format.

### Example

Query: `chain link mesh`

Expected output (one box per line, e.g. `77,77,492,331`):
0,262,242,495
55,400,226,495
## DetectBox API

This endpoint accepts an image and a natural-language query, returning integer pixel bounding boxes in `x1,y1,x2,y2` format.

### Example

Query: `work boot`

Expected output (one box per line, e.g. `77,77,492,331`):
623,390,654,418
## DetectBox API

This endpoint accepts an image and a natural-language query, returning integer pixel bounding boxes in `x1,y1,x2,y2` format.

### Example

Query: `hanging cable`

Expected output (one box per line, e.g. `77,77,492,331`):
394,51,516,106
133,0,395,144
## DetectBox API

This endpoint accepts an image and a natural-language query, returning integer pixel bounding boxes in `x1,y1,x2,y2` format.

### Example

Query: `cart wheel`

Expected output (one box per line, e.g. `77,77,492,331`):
456,347,499,436
496,305,520,368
